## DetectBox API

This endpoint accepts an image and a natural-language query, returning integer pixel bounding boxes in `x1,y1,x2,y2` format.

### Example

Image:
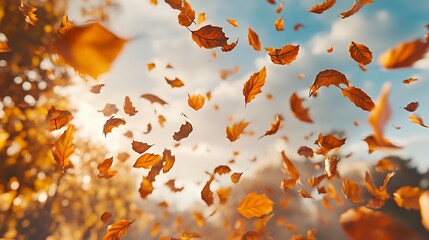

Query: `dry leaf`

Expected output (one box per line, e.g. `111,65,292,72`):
100,212,112,223
248,28,262,52
213,165,231,175
178,0,195,27
365,171,394,209
197,13,206,25
276,3,283,14
133,153,161,169
47,106,73,131
103,116,125,137
165,77,185,88
280,151,300,191
139,176,154,199
221,39,239,52
403,77,418,84
173,121,193,141
341,86,375,111
102,219,134,240
293,23,304,31
191,25,229,49
290,92,313,123
231,172,243,183
420,190,429,231
243,66,266,106
165,179,184,192
349,41,372,66
226,19,238,27
52,23,127,79
141,93,168,105
297,146,314,158
375,158,398,173
394,186,423,210
274,17,284,31
342,179,364,204
298,189,313,199
404,102,419,112
309,69,349,96
379,38,429,69
315,133,346,154
339,0,373,19
237,192,274,219
0,41,11,52
267,45,299,65
164,0,183,10
260,115,282,139
201,175,215,206
98,104,118,117
326,46,334,53
131,141,153,154
52,125,75,171
309,0,336,14
97,157,118,179
147,62,156,71
162,149,175,173
409,114,429,128
226,121,250,142
188,94,205,111
217,187,231,204
19,0,38,25
124,96,138,116
90,84,105,94
325,156,340,178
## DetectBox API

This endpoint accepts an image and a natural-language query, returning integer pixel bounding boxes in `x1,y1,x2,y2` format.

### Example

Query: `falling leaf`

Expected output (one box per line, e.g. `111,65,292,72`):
213,165,231,175
309,69,349,96
141,94,168,105
365,171,394,209
123,96,138,116
131,141,153,154
375,159,398,173
266,0,276,4
404,102,419,112
90,84,105,94
237,192,274,219
158,115,166,127
217,187,231,204
325,156,340,178
260,115,283,139
280,151,300,191
164,0,183,10
420,190,429,231
308,174,327,187
180,232,201,240
226,120,250,142
394,186,423,210
47,106,73,131
342,179,364,204
193,211,205,227
188,94,205,111
297,146,314,158
98,104,119,117
220,66,239,80
274,17,284,31
165,179,184,192
97,157,118,179
403,77,418,84
143,123,152,134
197,13,206,24
315,133,346,154
379,38,429,69
58,15,74,35
19,0,38,25
191,25,229,49
293,23,304,31
276,3,284,14
162,149,175,173
173,121,193,141
248,28,262,52
133,153,162,169
201,175,215,206
409,114,429,128
103,116,125,137
221,39,239,52
0,41,11,52
267,45,299,65
178,0,195,27
51,125,75,171
52,23,127,79
309,0,336,14
349,41,372,66
339,0,373,19
297,189,313,199
231,172,243,183
341,86,375,111
150,0,158,5
102,219,134,240
226,19,238,27
147,62,156,71
101,212,112,223
165,77,185,88
290,92,313,123
243,66,266,106
326,46,334,53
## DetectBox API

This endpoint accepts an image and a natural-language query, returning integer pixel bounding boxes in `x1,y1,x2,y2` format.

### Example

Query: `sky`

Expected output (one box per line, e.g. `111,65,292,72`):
63,0,429,209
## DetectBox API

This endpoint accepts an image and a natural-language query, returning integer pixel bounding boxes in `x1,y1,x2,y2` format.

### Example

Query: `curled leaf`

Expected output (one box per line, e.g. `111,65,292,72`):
290,92,313,123
173,121,193,141
309,69,349,96
103,116,126,137
133,153,161,169
309,0,336,14
231,172,243,183
201,175,215,206
97,157,118,179
131,141,153,154
102,219,134,240
141,93,168,105
341,86,375,111
259,115,282,139
98,104,118,117
165,77,185,88
267,45,299,65
409,114,429,128
226,120,249,142
124,96,138,116
274,17,284,31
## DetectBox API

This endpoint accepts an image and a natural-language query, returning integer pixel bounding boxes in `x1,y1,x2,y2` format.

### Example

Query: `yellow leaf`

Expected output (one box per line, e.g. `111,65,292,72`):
51,125,75,171
102,219,134,240
237,192,274,219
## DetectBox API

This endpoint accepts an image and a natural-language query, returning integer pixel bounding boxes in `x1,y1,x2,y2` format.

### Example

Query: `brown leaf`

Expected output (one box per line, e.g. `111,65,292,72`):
274,17,284,31
325,156,340,178
226,19,238,27
293,23,304,31
342,179,364,204
297,146,314,158
276,3,284,14
290,92,313,123
165,179,184,192
139,176,154,199
52,125,75,171
143,123,152,134
339,0,373,19
217,187,231,204
191,25,229,49
326,46,334,53
379,38,429,69
47,106,73,131
188,94,205,111
341,86,375,111
102,219,134,240
297,189,313,199
409,114,429,128
349,41,372,66
165,77,185,88
164,0,183,10
315,133,346,154
243,66,267,106
309,0,336,14
90,84,105,94
213,165,231,175
123,96,138,116
52,23,127,79
221,39,239,52
309,69,349,96
162,149,175,173
365,171,394,209
280,151,300,191
103,116,125,137
260,115,283,139
420,190,429,231
201,175,215,206
404,102,419,112
100,212,112,223
375,158,398,173
248,28,262,52
97,157,118,179
226,120,250,142
98,104,118,117
242,231,260,240
394,186,423,210
0,41,12,53
131,141,153,154
403,77,418,84
19,0,38,25
133,153,162,169
141,93,168,105
173,121,193,141
178,0,195,27
237,192,274,219
267,45,299,65
231,172,243,183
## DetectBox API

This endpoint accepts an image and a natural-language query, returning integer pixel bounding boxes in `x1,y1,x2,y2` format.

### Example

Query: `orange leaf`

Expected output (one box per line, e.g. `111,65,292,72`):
237,192,274,219
375,158,398,173
90,84,105,94
404,102,419,112
213,165,231,175
341,86,375,111
243,66,266,106
51,125,75,171
162,149,175,173
139,176,154,199
188,94,205,111
259,115,283,139
97,157,118,179
102,219,134,240
309,69,349,96
290,92,313,123
0,41,12,53
52,23,127,79
342,179,364,204
297,146,314,158
325,156,339,178
19,0,38,25
221,39,239,52
420,190,429,231
315,133,346,154
131,141,153,154
165,179,184,192
403,77,418,84
267,45,299,65
100,212,112,223
165,77,185,88
133,153,162,169
197,13,206,25
276,3,283,14
298,189,313,199
309,0,336,14
242,231,260,240
147,62,156,71
191,25,229,49
339,0,373,19
274,17,284,31
124,96,138,116
248,28,262,52
158,115,166,127
293,23,304,31
349,41,372,66
47,106,73,131
409,114,429,128
226,120,250,142
217,187,231,204
394,186,423,210
58,15,74,35
98,104,118,117
379,38,429,69
178,0,195,27
173,121,193,141
164,0,183,10
103,116,125,137
201,175,215,206
226,19,238,27
365,171,394,209
141,93,168,105
231,172,243,183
